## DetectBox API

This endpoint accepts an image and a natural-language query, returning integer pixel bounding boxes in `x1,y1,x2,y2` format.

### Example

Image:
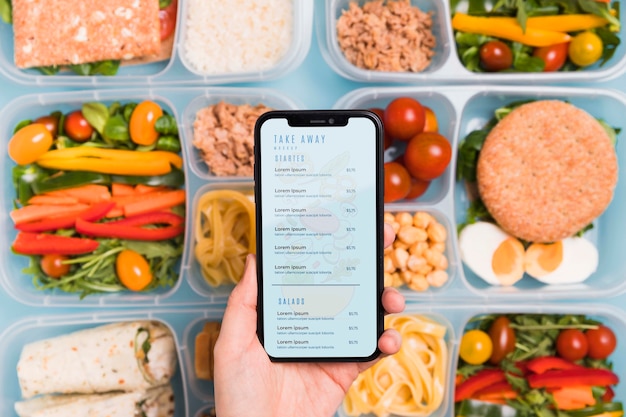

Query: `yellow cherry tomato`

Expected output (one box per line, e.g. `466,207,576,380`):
460,329,493,365
129,100,163,146
116,249,153,291
8,123,54,165
568,31,603,67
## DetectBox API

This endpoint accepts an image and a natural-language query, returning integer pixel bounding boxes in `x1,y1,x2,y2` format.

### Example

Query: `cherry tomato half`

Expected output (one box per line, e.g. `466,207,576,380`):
34,115,60,137
129,100,164,146
488,316,516,364
383,97,425,141
370,107,393,150
8,123,54,165
568,31,603,67
64,110,94,142
116,249,153,291
460,329,493,365
384,162,411,203
479,40,513,72
585,325,617,359
403,132,452,181
556,328,589,361
159,0,178,41
533,42,569,72
40,254,70,278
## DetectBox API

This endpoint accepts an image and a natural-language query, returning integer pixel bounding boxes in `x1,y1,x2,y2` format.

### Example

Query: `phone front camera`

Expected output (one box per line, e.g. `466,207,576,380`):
328,118,335,124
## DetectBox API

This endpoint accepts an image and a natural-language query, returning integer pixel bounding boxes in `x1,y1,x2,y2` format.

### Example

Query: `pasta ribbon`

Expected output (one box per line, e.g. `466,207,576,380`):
344,314,448,417
194,189,255,286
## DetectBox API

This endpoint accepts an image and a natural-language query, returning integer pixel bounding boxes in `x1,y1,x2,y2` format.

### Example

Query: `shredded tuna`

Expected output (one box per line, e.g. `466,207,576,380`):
336,0,436,73
193,102,273,177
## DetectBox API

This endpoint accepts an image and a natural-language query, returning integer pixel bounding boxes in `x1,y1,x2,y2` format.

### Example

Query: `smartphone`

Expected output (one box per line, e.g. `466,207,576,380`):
254,110,384,362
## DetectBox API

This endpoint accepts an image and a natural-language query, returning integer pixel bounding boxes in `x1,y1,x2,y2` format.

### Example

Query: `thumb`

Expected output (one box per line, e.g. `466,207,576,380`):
218,254,259,344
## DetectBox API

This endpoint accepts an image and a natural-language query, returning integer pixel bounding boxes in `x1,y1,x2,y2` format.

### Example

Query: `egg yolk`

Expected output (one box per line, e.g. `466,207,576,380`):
491,237,526,285
525,241,564,278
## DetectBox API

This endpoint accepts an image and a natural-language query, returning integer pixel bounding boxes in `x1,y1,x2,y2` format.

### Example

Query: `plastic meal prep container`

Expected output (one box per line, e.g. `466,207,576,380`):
0,87,300,307
0,0,314,86
0,307,224,417
317,0,626,84
334,85,626,301
335,303,626,417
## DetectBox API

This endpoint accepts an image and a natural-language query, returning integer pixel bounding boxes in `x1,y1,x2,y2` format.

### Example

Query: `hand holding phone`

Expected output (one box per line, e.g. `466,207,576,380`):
254,110,384,361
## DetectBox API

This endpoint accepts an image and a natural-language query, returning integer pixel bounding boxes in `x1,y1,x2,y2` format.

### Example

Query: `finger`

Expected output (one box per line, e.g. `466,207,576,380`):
383,222,395,248
381,286,405,315
217,254,258,345
355,328,402,373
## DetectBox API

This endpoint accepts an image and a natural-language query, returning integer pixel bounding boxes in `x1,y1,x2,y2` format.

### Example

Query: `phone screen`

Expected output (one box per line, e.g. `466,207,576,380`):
254,110,384,361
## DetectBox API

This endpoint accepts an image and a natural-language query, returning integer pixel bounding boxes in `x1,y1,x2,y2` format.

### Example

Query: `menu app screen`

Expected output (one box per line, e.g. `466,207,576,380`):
256,114,382,359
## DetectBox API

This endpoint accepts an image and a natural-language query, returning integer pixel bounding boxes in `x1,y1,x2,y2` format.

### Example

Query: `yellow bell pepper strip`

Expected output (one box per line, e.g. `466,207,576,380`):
451,13,572,47
36,157,172,176
37,148,183,169
525,14,613,33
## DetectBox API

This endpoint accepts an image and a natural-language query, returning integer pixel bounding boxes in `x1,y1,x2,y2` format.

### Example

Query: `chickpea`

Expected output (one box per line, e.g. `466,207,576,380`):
398,226,428,244
424,248,443,269
384,212,395,224
391,272,404,287
407,273,429,291
413,211,434,229
395,212,413,227
409,241,429,257
383,256,395,273
426,270,448,287
407,255,428,272
384,272,394,287
431,242,446,253
427,221,447,243
390,248,409,271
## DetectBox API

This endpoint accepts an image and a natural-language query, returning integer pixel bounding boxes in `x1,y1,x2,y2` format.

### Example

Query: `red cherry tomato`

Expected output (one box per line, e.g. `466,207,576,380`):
370,107,393,150
405,177,430,200
34,115,60,137
488,316,516,364
64,110,94,143
159,0,177,41
585,325,617,359
40,254,70,278
479,41,513,72
533,42,569,72
383,97,426,141
556,328,589,361
384,162,411,203
403,132,452,181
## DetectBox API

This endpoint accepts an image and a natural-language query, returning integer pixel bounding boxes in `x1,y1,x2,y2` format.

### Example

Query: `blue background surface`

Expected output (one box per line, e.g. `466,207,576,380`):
1,5,626,416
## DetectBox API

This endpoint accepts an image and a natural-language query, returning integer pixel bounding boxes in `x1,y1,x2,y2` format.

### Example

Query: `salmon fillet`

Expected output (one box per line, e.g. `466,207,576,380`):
13,0,161,68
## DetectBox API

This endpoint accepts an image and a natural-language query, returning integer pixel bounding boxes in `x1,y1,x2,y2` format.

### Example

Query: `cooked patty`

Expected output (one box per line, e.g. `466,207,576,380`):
476,100,618,243
13,0,160,69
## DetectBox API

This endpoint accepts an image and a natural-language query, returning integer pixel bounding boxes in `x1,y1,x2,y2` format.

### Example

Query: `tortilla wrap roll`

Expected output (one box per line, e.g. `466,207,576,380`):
17,320,177,398
14,383,174,417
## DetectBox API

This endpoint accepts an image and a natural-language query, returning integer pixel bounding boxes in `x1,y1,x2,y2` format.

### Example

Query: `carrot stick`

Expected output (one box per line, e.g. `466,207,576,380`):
123,189,186,217
46,184,111,204
10,204,90,225
549,385,596,410
106,190,171,218
111,183,135,197
27,195,79,205
134,184,167,194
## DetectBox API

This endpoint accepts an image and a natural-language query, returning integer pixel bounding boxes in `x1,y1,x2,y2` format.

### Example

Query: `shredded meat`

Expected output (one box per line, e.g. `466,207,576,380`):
336,0,436,73
192,101,272,176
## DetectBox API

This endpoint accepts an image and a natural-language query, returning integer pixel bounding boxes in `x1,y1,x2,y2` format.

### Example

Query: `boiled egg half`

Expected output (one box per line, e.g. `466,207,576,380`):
459,221,598,286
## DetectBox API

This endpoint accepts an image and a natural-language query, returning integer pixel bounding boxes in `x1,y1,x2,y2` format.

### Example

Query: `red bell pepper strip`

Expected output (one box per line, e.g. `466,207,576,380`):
75,217,184,241
105,211,184,227
474,380,518,402
12,232,99,255
15,202,116,233
455,369,507,402
528,368,619,389
526,356,586,374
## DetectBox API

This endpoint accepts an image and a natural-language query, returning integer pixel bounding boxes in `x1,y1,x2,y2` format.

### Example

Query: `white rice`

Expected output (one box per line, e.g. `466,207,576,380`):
183,0,294,75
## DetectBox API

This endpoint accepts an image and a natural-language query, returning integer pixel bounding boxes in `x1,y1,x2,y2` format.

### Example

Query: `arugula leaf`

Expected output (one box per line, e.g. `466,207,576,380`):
0,0,11,23
82,102,110,135
511,43,545,72
159,0,172,8
595,26,621,67
36,66,60,75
